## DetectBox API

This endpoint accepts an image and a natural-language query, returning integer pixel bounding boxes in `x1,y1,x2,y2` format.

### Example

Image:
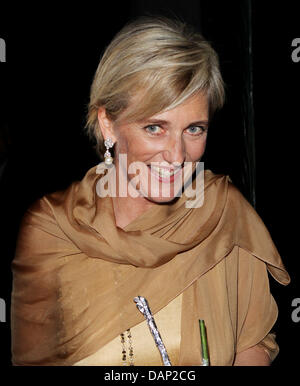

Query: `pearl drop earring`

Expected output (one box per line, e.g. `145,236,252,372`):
104,137,114,165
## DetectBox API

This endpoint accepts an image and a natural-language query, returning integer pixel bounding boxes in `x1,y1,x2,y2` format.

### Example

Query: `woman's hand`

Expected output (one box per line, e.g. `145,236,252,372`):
233,344,270,366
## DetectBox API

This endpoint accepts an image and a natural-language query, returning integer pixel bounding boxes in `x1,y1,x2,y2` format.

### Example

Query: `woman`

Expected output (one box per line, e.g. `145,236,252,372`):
11,16,290,366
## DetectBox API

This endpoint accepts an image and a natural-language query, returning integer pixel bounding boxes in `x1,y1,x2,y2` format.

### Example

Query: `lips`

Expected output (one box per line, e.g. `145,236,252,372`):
147,165,182,182
151,165,179,177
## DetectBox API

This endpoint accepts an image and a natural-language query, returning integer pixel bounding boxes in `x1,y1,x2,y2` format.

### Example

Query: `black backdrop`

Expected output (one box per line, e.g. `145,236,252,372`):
0,0,299,369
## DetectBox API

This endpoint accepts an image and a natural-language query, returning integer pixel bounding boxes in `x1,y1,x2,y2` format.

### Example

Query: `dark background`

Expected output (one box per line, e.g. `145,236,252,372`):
0,0,299,368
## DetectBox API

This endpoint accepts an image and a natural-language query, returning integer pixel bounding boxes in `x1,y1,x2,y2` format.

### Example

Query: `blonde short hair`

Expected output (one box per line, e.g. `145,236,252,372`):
85,16,225,158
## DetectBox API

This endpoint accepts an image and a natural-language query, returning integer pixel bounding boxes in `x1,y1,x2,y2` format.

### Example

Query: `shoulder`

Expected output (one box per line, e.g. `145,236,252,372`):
15,183,80,260
20,194,65,238
226,179,250,204
21,175,81,229
223,179,258,220
205,169,253,210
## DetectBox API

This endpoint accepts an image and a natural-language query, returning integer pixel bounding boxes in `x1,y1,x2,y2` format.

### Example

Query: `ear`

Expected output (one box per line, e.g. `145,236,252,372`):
97,107,117,143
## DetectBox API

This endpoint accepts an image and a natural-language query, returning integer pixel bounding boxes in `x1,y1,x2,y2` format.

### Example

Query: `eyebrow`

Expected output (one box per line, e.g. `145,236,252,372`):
141,119,209,127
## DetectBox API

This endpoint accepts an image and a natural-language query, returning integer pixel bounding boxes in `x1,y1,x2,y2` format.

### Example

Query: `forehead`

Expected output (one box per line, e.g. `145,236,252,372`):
148,93,209,122
115,91,209,129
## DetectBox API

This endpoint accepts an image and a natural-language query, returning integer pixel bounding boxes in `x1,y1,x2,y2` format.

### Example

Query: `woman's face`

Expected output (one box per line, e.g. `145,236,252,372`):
98,92,209,204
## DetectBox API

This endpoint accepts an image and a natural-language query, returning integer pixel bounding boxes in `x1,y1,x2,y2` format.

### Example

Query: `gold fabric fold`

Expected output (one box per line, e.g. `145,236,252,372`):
11,165,290,365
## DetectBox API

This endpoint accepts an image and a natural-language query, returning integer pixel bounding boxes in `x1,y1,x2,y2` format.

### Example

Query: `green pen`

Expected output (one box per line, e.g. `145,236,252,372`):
199,320,210,366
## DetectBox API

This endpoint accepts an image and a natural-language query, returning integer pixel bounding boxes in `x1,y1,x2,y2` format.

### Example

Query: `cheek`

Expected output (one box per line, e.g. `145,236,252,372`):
114,132,135,156
116,132,155,160
187,137,207,160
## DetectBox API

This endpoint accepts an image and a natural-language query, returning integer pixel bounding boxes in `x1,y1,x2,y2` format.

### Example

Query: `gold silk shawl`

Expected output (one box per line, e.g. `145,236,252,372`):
11,165,290,366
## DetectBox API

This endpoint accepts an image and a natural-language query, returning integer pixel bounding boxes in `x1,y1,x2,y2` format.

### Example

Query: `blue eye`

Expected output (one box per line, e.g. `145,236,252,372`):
145,125,162,135
186,126,206,135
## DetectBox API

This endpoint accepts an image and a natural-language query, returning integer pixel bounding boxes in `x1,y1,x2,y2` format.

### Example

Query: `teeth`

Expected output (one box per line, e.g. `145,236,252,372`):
150,166,179,178
159,169,172,178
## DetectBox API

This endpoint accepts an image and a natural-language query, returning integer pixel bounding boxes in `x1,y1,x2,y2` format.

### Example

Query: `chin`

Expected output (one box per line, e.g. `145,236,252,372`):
141,187,182,204
136,167,185,204
144,195,179,205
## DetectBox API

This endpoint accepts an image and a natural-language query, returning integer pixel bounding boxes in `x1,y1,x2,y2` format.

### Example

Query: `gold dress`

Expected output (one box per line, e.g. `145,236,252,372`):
74,294,183,366
11,165,289,366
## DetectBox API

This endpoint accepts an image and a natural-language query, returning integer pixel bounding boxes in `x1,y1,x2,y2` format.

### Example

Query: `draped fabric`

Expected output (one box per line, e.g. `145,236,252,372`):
74,293,183,366
11,165,290,365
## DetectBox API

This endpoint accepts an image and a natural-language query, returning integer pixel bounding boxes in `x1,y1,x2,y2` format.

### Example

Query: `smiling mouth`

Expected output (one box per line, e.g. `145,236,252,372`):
148,165,182,179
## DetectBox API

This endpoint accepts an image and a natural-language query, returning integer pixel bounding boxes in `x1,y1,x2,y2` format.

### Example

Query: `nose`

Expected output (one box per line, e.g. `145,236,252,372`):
163,136,186,165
